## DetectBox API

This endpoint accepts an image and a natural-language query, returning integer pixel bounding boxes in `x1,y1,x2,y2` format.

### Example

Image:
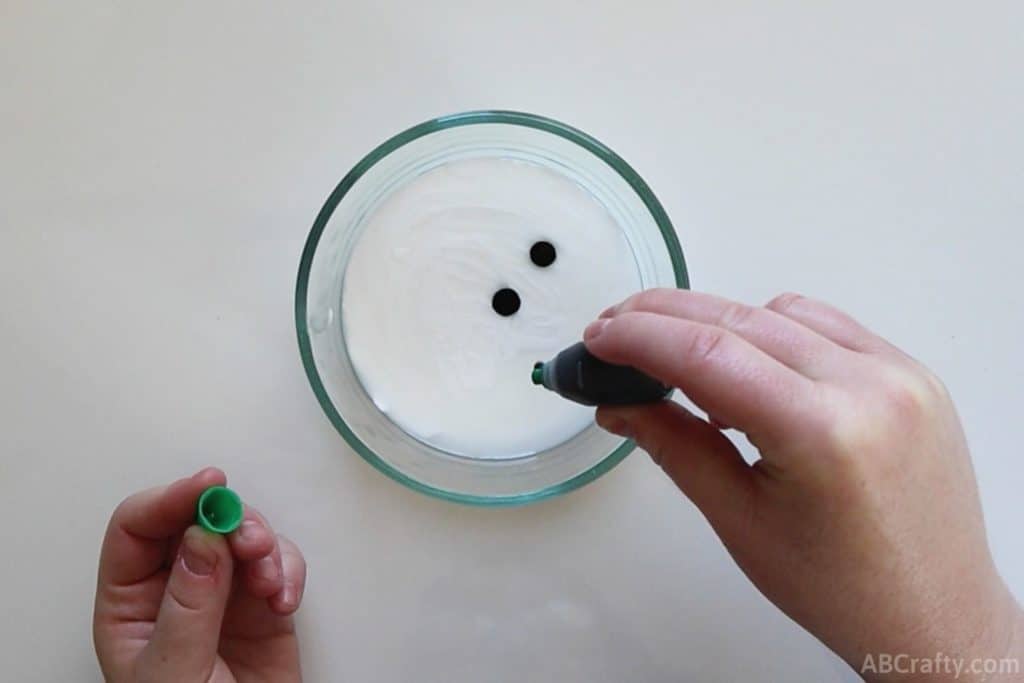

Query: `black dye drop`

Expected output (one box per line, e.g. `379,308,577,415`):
492,288,521,316
530,241,557,267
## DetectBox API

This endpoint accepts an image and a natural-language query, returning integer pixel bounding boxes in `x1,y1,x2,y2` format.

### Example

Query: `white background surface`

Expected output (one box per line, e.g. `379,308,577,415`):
2,2,1022,681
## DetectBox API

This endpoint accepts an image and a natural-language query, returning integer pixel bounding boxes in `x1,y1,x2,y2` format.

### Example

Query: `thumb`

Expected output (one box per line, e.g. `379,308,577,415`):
141,525,234,681
597,401,754,534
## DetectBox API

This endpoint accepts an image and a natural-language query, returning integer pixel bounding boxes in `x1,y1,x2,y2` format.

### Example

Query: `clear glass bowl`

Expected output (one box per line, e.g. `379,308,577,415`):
296,111,688,505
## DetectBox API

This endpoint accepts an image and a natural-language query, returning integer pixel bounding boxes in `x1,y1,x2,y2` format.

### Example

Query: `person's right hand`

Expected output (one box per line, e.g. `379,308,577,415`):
586,290,1022,682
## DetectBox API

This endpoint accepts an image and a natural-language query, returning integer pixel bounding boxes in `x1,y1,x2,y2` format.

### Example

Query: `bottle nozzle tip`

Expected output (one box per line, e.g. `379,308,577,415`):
531,362,544,386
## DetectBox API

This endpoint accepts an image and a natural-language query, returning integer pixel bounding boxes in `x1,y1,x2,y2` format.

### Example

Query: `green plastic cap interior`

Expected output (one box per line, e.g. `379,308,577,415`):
196,485,244,534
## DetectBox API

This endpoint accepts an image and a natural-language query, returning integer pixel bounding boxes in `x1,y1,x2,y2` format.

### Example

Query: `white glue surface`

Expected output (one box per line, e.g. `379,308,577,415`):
342,157,642,459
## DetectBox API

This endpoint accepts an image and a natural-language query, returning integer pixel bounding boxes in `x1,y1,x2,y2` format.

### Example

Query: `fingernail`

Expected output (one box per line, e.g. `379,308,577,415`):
583,319,609,342
237,520,261,542
599,417,633,438
599,304,618,318
280,584,297,608
192,466,221,482
254,556,280,582
181,529,217,576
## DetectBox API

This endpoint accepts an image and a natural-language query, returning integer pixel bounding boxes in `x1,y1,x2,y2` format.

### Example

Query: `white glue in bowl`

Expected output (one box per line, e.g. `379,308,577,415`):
296,111,688,505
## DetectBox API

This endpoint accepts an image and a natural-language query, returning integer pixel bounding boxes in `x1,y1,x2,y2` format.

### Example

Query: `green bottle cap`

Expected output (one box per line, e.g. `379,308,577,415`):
196,485,244,534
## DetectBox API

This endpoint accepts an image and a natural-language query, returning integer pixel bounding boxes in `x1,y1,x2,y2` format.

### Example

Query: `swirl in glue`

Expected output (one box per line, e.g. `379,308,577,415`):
342,156,641,460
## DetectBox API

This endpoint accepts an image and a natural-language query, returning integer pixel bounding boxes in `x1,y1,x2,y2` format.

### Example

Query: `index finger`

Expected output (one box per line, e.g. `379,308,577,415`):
584,312,823,450
98,467,226,586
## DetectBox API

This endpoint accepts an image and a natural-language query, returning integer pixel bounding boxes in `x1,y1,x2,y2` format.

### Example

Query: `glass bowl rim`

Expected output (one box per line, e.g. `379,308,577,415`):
295,109,690,506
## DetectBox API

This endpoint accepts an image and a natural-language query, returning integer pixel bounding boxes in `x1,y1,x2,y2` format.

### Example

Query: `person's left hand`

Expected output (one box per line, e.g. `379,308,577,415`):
93,467,306,682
